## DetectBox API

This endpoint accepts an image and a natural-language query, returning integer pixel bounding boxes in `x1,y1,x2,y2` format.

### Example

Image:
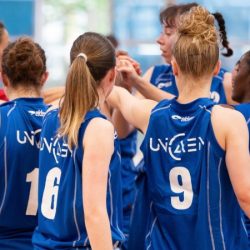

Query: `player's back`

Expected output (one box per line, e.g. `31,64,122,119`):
0,98,47,250
141,97,248,250
33,108,125,250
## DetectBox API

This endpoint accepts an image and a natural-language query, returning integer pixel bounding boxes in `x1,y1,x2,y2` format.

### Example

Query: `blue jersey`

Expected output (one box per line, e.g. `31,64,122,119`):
141,98,248,249
151,65,227,104
33,109,125,249
235,103,250,247
119,130,137,246
0,98,47,250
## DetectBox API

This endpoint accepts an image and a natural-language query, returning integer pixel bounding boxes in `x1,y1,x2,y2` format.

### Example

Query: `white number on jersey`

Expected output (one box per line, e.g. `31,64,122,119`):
26,168,39,215
41,167,61,219
169,167,193,210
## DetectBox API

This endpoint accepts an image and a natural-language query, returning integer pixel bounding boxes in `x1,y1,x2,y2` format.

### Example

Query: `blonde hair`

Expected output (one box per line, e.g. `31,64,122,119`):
59,32,115,149
173,6,219,78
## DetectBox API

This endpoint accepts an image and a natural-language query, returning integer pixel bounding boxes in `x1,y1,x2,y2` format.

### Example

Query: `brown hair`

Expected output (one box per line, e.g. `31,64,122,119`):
59,32,116,149
160,3,232,57
1,37,46,88
160,2,198,28
173,6,219,78
0,21,6,44
106,34,119,48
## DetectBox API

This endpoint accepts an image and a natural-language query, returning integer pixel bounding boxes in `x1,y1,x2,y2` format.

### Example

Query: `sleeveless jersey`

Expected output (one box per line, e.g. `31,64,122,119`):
151,65,227,104
235,102,250,247
0,98,47,250
32,109,125,249
141,98,248,250
119,130,137,245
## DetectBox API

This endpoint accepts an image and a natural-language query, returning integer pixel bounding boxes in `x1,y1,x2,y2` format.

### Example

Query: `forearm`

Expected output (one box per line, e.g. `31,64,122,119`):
85,210,113,250
108,87,135,126
132,76,175,101
112,108,134,139
42,86,65,104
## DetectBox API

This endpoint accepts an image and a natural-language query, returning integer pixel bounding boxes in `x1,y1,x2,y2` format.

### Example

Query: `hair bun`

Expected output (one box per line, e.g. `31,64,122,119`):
178,6,218,44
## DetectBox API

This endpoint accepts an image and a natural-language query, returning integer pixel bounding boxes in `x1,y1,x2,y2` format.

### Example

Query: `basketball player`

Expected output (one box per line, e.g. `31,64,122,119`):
232,51,250,248
32,32,125,250
0,37,48,249
109,6,250,249
120,3,234,105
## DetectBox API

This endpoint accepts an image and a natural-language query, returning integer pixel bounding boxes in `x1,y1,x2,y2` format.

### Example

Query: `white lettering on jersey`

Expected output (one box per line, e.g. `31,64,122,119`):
16,129,41,148
210,91,220,103
149,134,205,160
171,115,194,122
157,81,172,89
40,136,71,163
28,110,46,117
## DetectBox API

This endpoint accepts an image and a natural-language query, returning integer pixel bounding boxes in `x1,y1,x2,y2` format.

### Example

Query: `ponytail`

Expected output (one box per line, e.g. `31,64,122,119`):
58,32,115,149
59,56,98,149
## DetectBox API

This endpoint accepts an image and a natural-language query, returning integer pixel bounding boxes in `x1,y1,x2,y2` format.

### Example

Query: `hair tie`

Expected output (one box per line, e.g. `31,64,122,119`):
77,53,88,62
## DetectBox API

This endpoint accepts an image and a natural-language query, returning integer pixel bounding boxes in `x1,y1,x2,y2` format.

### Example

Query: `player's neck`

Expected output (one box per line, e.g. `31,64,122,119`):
176,75,211,104
6,87,41,100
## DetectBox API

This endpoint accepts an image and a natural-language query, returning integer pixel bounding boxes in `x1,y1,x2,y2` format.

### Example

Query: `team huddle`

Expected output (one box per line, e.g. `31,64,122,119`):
0,2,250,250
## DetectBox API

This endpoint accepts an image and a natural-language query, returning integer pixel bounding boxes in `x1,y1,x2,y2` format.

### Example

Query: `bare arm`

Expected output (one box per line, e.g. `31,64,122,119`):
42,86,65,104
112,108,134,139
111,71,135,138
82,118,114,250
212,106,250,218
117,59,175,101
107,86,156,134
223,72,238,105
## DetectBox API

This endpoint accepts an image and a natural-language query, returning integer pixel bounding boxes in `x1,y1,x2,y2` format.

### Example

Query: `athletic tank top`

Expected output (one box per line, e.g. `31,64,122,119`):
0,98,47,250
32,108,125,249
141,98,248,249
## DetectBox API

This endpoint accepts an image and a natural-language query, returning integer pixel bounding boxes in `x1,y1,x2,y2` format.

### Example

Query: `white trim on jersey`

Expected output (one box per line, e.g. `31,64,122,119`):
7,102,16,116
0,137,8,214
151,104,171,115
108,169,114,226
207,142,216,250
72,149,81,247
116,214,125,241
145,201,157,250
199,105,212,114
246,117,250,125
114,151,125,240
241,217,248,236
107,168,125,242
83,236,89,247
146,216,157,250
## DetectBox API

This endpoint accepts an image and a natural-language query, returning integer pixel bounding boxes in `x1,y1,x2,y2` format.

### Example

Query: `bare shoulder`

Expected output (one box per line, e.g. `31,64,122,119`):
84,117,114,144
212,104,245,124
87,117,114,135
211,105,247,149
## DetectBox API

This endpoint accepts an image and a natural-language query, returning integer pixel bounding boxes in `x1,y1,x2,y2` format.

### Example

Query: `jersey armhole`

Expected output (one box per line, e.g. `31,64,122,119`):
208,107,225,158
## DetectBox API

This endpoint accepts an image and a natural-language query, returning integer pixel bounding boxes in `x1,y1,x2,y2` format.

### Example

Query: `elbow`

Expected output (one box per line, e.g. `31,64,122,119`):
84,206,108,225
